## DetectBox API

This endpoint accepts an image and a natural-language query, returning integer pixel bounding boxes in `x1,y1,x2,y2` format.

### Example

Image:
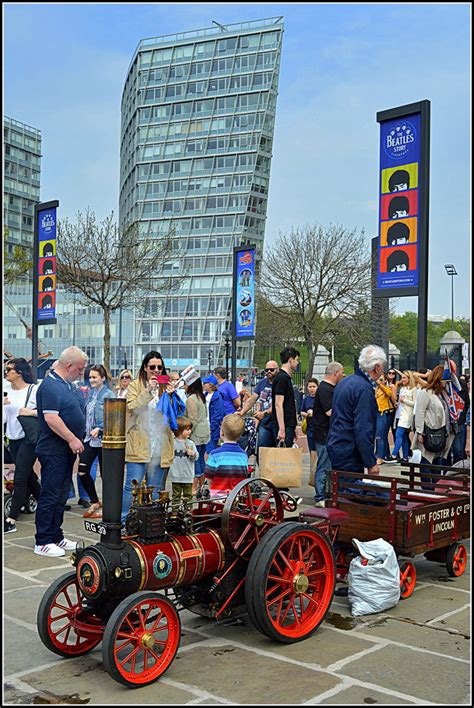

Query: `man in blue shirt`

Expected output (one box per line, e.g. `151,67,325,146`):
327,345,387,483
34,346,88,557
214,367,241,415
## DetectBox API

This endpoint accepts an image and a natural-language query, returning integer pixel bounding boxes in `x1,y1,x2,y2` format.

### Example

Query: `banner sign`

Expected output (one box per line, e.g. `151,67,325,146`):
233,246,256,339
34,202,58,324
377,111,422,293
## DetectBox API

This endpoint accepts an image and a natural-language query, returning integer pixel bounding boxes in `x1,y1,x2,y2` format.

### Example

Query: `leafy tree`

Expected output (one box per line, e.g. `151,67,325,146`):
56,209,180,372
3,227,33,284
260,224,371,381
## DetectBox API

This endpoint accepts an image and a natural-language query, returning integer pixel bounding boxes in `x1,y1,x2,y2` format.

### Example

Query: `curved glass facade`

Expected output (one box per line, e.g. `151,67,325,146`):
120,18,283,370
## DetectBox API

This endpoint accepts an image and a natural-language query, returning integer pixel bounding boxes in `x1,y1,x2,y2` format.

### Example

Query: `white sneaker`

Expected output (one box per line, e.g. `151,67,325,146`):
315,500,326,508
34,543,65,557
57,538,78,552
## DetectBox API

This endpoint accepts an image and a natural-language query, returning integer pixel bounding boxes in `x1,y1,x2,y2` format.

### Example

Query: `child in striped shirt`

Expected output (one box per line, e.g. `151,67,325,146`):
204,414,249,496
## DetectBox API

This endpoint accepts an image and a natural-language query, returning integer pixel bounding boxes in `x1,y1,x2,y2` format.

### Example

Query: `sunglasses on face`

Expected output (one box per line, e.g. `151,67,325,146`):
147,364,163,371
4,367,15,374
265,368,276,372
121,375,131,380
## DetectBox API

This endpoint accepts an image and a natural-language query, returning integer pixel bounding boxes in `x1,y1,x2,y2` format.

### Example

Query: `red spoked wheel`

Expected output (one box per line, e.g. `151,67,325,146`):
245,522,335,642
446,544,467,577
37,572,104,656
102,592,180,687
399,560,417,599
221,478,284,560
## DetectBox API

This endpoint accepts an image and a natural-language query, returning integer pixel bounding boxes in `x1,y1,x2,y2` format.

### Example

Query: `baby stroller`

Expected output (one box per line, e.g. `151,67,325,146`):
3,467,38,518
238,417,257,475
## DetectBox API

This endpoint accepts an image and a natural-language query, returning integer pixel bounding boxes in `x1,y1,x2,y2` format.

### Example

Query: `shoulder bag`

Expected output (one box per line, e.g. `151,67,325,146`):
423,423,448,454
17,385,40,446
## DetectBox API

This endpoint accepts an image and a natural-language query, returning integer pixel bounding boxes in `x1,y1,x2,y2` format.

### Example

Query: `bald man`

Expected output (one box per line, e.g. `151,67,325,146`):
239,360,279,453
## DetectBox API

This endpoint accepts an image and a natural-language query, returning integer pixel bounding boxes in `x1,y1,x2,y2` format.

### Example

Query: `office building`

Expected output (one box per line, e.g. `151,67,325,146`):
120,17,283,370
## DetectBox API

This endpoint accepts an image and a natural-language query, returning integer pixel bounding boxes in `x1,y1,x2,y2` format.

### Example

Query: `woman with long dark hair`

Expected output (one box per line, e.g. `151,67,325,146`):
3,358,41,534
121,351,175,523
79,365,115,519
185,377,210,496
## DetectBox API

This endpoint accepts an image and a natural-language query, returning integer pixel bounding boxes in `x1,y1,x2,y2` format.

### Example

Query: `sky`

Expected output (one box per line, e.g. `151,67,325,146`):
4,2,471,319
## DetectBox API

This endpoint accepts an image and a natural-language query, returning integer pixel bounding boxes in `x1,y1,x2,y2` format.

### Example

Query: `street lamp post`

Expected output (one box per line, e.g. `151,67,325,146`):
444,264,458,330
222,329,231,379
206,348,213,374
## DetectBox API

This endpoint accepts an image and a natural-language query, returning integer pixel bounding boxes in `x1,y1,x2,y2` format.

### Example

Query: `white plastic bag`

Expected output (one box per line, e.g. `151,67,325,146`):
347,537,400,617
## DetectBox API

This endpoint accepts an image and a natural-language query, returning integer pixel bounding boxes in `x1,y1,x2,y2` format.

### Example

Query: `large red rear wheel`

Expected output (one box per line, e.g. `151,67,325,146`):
446,544,467,577
37,572,104,657
102,592,180,687
245,522,335,642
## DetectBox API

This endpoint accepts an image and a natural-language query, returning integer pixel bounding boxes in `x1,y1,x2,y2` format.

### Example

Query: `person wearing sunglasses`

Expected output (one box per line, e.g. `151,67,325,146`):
121,351,175,523
238,361,279,454
116,369,133,399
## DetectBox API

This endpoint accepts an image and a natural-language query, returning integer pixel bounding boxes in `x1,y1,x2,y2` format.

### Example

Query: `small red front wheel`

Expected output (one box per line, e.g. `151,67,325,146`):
399,560,416,599
102,592,181,687
446,544,467,577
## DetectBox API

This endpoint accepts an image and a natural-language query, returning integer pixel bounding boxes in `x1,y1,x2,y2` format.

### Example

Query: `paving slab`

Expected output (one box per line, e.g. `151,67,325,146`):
195,616,376,667
378,584,469,624
317,684,417,704
339,644,470,704
165,644,341,703
13,655,198,705
429,607,471,635
3,620,63,676
360,615,470,660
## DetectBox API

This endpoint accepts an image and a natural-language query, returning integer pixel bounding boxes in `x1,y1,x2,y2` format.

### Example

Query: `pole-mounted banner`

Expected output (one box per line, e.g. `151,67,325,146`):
33,201,59,325
233,245,256,340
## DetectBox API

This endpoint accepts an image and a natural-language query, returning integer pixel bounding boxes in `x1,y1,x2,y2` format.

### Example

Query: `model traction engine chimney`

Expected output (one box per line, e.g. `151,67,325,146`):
101,397,127,549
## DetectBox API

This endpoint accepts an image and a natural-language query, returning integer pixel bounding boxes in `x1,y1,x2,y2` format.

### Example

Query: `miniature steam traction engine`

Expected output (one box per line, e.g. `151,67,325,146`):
37,399,337,687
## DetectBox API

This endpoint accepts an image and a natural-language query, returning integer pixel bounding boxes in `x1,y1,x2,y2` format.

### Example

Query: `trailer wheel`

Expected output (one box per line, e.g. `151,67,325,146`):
37,572,103,656
446,544,467,577
399,560,417,599
102,592,180,688
245,522,335,643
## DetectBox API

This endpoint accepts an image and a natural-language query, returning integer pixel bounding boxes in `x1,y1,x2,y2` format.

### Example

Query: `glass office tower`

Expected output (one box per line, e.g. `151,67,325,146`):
120,17,283,370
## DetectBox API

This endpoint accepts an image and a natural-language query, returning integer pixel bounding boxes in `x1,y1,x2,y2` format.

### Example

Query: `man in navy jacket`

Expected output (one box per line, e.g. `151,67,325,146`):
327,345,387,476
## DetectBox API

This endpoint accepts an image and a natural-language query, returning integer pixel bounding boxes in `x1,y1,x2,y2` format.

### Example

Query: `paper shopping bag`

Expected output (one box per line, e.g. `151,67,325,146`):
259,445,302,488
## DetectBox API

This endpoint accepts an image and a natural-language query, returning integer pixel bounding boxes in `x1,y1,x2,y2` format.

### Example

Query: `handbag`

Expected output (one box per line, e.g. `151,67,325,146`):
423,423,448,453
301,417,307,434
17,385,39,446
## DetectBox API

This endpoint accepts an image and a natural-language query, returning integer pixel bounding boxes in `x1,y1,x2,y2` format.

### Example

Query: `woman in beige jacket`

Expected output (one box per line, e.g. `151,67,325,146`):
412,365,455,464
121,351,174,523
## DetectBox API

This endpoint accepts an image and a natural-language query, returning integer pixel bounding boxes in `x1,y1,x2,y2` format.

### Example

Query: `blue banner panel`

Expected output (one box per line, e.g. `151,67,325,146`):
36,206,58,322
377,113,421,292
235,247,256,338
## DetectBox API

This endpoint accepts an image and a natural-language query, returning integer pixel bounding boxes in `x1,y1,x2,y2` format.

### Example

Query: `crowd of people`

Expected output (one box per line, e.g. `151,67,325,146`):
3,342,471,558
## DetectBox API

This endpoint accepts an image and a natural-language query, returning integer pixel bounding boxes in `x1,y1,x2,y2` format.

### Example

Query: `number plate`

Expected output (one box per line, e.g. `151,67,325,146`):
84,520,107,535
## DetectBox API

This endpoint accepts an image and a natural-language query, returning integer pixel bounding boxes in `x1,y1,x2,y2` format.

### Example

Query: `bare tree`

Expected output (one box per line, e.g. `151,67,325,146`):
261,224,371,379
56,209,180,371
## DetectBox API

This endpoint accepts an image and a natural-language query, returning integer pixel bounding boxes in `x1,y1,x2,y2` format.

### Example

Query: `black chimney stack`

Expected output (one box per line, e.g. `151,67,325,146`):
100,398,127,549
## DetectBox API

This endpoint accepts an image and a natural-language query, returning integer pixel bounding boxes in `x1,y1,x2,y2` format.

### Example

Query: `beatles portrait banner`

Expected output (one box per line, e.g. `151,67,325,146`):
376,101,430,297
34,201,59,324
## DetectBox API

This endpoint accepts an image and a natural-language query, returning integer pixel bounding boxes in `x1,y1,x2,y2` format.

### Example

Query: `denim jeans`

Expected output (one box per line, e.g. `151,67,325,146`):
314,442,332,502
375,412,391,460
256,423,276,460
121,461,169,523
451,425,467,463
420,455,444,490
273,423,296,448
194,444,207,478
306,430,316,452
36,453,75,546
392,425,410,460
